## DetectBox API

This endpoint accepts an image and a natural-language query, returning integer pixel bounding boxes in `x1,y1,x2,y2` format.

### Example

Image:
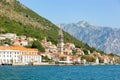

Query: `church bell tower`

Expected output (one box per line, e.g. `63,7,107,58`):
58,28,64,54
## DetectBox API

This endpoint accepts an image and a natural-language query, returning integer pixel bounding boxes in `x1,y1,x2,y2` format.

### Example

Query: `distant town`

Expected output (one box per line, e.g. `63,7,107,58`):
0,29,120,66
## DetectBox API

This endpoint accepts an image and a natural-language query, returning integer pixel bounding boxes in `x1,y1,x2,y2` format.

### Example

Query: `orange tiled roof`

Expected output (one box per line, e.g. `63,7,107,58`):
0,44,38,51
47,52,58,56
21,54,39,56
64,49,71,52
58,54,67,58
70,56,79,59
102,55,109,59
42,52,67,58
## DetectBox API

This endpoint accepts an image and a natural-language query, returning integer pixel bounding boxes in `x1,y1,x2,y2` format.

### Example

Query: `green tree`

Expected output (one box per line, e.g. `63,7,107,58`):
0,38,13,45
83,49,88,55
31,40,45,52
4,38,13,45
87,56,96,62
84,55,96,62
72,49,77,55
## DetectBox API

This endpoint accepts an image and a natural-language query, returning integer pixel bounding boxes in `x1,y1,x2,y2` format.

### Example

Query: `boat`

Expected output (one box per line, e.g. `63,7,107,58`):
1,63,12,66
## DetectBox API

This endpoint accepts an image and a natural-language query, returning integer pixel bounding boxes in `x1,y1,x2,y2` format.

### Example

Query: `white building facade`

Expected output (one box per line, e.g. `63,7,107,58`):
0,45,41,65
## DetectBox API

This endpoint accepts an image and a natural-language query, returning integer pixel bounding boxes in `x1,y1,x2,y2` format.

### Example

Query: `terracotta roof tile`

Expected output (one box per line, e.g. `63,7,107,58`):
21,54,39,56
0,44,38,51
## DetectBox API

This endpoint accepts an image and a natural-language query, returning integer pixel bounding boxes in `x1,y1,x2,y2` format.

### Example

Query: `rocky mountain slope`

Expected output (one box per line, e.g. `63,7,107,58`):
59,21,120,54
0,0,101,53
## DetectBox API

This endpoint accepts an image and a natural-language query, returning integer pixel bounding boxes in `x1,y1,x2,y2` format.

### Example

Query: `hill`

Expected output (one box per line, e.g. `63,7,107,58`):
0,0,109,54
59,21,120,54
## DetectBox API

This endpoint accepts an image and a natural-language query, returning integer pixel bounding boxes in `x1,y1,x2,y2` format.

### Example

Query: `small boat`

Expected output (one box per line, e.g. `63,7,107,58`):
1,63,12,66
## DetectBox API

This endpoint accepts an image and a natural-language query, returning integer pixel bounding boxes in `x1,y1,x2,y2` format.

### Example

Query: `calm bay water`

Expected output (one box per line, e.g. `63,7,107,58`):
0,65,120,80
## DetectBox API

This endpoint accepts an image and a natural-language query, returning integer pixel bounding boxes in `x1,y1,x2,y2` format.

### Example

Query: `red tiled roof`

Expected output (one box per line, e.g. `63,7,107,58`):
0,44,38,51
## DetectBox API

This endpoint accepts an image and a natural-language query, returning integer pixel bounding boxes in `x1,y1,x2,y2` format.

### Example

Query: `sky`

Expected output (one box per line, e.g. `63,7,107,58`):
18,0,120,28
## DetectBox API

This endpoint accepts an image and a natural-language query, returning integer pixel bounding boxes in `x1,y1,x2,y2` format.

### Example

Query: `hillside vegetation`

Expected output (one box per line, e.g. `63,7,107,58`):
0,0,107,54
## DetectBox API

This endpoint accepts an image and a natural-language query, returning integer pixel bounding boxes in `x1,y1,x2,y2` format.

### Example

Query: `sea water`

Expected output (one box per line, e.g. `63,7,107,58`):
0,65,120,80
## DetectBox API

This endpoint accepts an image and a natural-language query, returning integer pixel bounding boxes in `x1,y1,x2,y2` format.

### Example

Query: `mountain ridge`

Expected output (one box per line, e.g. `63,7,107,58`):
58,21,120,54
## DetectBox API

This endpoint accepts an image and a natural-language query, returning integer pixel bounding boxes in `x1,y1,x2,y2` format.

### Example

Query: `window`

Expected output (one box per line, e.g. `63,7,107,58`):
3,59,5,62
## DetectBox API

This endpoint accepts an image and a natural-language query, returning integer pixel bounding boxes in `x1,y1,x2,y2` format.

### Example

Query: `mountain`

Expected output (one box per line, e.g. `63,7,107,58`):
0,0,100,53
59,21,120,54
